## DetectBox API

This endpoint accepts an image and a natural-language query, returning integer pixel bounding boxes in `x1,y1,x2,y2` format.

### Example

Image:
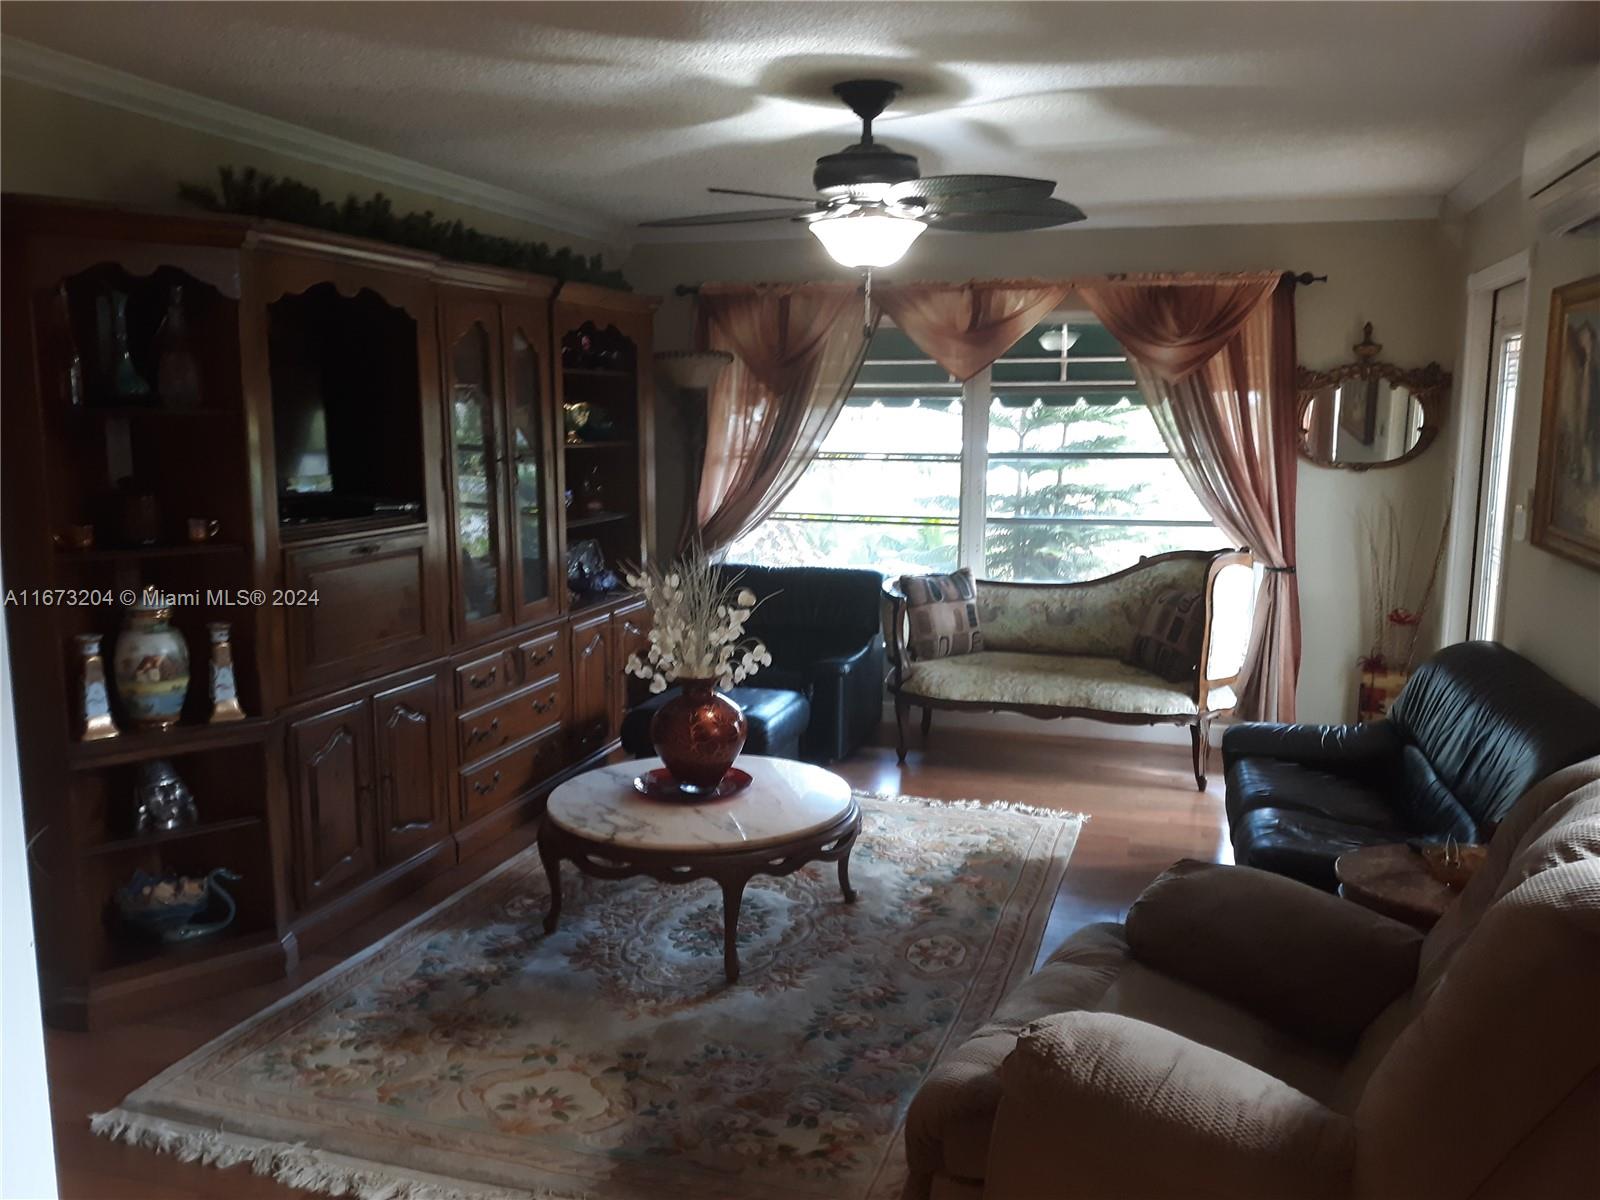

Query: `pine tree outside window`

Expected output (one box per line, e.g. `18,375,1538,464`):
726,317,1222,581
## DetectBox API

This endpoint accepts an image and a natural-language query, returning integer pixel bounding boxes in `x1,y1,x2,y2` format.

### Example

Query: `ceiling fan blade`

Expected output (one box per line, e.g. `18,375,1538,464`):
923,199,1087,233
886,174,1055,203
638,207,817,228
708,186,822,204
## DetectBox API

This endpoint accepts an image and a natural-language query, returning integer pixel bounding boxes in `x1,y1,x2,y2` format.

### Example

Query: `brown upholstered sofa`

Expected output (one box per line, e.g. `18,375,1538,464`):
883,549,1256,789
903,754,1600,1200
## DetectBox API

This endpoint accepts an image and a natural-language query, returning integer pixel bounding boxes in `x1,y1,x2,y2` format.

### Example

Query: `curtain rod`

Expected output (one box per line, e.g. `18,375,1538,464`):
674,273,1327,297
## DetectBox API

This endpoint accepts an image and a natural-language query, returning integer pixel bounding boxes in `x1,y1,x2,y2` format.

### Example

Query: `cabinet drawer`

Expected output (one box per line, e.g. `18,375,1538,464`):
457,674,568,764
284,532,436,695
518,627,566,683
453,647,519,708
459,723,564,823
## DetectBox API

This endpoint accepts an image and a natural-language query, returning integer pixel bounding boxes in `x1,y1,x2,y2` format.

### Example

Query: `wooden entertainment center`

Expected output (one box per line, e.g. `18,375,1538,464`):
1,196,658,1028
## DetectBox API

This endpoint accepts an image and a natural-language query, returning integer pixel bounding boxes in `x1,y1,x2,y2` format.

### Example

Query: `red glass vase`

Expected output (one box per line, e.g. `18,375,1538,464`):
650,677,747,794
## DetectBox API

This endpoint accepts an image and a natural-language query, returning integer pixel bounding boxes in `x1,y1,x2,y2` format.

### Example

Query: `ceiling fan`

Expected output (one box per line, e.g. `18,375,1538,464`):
639,79,1086,268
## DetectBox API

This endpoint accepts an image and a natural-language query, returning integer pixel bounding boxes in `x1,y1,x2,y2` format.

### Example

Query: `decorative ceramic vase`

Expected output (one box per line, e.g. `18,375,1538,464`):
113,601,190,729
74,633,120,741
1357,665,1408,722
153,284,203,410
650,677,747,794
133,758,198,832
206,621,246,722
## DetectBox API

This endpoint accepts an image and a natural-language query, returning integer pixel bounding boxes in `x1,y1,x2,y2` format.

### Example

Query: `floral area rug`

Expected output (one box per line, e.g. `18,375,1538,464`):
93,793,1083,1200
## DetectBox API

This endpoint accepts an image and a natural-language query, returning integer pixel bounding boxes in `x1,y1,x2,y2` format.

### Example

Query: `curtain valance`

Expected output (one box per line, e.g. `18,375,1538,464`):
689,270,1300,718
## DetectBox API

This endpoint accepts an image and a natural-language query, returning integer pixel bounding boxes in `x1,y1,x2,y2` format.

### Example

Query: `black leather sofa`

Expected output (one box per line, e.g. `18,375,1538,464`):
717,563,885,763
1223,641,1600,890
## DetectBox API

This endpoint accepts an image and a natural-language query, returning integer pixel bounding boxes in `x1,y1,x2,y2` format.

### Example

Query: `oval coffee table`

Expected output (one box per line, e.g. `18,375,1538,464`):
539,755,861,983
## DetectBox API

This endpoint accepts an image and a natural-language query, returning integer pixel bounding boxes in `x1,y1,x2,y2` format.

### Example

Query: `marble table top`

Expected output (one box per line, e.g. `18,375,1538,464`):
546,756,855,854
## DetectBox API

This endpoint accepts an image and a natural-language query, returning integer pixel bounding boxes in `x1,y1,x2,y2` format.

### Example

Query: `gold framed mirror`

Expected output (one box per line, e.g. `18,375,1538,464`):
1296,324,1450,471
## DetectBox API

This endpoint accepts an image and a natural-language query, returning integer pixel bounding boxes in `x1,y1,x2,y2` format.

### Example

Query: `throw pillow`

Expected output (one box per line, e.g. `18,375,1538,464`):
900,568,983,662
1126,588,1206,682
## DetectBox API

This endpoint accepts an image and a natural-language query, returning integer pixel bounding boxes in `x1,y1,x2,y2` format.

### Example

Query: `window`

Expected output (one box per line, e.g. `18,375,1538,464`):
728,328,963,575
727,320,1222,580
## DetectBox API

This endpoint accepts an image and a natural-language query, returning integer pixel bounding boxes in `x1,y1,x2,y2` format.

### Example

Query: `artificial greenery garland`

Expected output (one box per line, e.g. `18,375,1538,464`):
178,166,629,290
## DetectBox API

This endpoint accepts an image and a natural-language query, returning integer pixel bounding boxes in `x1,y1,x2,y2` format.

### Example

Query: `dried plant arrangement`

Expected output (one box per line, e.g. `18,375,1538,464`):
623,545,771,693
1360,498,1452,675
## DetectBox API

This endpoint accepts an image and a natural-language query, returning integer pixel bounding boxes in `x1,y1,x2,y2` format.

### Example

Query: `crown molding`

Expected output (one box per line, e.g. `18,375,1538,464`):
0,36,629,250
631,193,1445,246
1442,140,1522,219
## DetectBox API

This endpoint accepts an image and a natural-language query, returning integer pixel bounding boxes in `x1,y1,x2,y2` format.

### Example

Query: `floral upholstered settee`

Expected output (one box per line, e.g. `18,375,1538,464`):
884,549,1255,788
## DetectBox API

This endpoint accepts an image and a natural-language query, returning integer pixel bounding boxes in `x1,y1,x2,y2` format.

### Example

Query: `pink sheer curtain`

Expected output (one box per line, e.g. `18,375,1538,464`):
694,283,876,552
1080,274,1301,720
874,280,1071,381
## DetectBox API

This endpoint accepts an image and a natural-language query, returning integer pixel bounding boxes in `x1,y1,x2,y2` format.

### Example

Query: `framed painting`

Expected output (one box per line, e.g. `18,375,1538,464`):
1532,274,1600,572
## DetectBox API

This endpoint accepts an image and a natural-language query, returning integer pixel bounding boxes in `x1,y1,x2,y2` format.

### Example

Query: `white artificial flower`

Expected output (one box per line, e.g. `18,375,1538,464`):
736,588,756,608
649,675,668,694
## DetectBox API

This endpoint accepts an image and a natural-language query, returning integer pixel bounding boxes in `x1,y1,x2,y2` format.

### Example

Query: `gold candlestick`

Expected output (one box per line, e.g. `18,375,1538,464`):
75,634,120,741
206,622,246,723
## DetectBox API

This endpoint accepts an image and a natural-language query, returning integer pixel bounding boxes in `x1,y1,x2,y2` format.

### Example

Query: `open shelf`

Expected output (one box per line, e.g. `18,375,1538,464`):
67,717,270,770
561,366,634,380
92,926,281,988
57,542,246,563
69,405,237,423
563,439,635,451
565,510,630,529
83,815,264,858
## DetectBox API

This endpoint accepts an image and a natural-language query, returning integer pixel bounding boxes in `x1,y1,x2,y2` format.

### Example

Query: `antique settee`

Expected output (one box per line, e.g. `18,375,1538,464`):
884,549,1255,788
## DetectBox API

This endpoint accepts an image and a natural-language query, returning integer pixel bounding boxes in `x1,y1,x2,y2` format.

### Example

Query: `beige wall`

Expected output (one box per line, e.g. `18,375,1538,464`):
0,76,617,262
627,220,1462,723
1451,181,1600,703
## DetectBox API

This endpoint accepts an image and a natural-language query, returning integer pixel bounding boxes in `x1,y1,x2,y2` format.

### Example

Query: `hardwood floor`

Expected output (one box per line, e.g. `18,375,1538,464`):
41,727,1229,1200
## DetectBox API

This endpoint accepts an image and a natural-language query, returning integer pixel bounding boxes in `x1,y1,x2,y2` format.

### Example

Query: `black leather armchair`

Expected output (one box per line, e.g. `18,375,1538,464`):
1223,642,1600,890
717,563,886,762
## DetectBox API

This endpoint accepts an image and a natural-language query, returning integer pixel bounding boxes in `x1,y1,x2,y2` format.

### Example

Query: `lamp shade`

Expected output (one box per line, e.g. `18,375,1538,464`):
653,350,734,393
1036,326,1081,354
808,210,926,269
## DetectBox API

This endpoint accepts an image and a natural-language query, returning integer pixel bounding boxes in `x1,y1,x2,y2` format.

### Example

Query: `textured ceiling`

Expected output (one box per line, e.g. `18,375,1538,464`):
4,1,1596,245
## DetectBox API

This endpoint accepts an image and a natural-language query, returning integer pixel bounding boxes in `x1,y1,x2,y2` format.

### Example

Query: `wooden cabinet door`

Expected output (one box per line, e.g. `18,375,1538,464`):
612,599,653,727
373,673,450,867
502,301,560,626
283,530,437,696
440,292,511,642
569,611,614,760
287,698,375,908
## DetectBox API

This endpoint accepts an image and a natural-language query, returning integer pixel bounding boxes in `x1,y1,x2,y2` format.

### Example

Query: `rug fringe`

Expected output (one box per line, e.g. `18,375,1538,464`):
90,1108,586,1200
855,791,1088,824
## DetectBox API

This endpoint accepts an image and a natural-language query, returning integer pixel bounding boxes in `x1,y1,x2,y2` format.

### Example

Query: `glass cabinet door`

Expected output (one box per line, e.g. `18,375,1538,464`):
445,315,506,635
505,316,555,621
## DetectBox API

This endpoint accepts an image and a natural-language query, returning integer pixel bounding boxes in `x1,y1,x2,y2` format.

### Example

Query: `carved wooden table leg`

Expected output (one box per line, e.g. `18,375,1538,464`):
838,848,858,904
538,829,564,935
719,877,746,984
540,779,862,987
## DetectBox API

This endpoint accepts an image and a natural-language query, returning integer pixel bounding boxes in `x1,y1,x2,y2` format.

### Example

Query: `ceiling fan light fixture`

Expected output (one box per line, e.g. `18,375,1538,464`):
808,209,926,268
